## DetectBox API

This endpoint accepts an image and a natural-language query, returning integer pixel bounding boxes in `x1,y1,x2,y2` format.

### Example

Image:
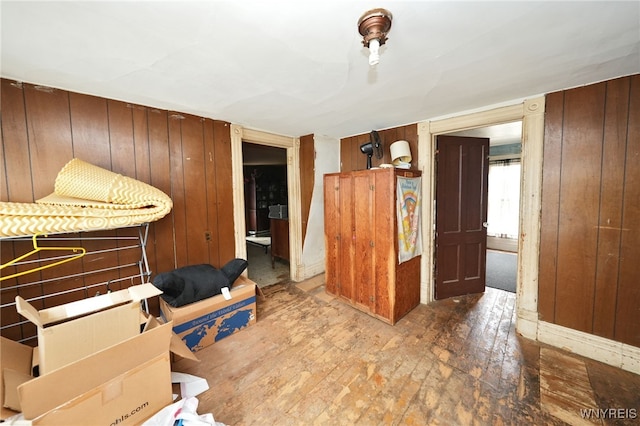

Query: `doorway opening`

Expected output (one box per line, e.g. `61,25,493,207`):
242,142,290,288
421,97,545,339
447,122,522,294
485,157,520,293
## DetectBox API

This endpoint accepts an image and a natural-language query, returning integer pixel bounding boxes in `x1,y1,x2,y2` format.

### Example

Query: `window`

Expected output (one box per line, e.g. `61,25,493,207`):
487,160,520,239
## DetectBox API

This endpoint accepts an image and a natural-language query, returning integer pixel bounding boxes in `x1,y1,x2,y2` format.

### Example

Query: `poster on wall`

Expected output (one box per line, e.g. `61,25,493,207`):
397,176,422,263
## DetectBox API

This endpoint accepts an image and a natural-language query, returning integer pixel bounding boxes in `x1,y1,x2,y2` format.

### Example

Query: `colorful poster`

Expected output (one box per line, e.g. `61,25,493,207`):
397,176,422,263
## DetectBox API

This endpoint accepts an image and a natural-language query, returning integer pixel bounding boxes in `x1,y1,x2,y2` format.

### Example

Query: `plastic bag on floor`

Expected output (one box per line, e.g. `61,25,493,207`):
142,396,226,426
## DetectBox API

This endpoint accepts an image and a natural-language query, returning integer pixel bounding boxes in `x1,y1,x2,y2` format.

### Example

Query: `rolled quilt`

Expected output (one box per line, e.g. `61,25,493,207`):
0,158,173,237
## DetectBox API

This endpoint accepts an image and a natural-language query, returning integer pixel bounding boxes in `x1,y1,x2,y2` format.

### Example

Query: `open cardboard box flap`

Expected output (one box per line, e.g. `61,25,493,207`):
15,283,161,327
145,314,199,362
14,283,163,375
1,336,36,417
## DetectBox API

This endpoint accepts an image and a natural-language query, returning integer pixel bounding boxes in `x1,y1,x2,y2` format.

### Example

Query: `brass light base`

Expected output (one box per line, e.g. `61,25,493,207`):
358,8,393,47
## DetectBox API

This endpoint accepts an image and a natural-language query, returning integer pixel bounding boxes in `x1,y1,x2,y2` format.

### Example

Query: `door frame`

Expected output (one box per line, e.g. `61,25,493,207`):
230,125,303,282
418,97,545,341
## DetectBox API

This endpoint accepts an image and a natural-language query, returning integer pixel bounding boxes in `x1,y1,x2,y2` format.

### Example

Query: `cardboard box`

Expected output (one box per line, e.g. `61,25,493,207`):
19,319,176,425
15,284,162,375
160,276,257,352
2,285,198,425
0,336,37,417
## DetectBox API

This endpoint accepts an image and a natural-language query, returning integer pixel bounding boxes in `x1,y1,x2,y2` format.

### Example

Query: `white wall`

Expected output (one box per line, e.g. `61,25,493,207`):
300,134,340,277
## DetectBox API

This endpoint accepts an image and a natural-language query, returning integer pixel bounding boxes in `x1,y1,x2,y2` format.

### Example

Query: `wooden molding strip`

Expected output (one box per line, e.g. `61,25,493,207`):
537,320,640,375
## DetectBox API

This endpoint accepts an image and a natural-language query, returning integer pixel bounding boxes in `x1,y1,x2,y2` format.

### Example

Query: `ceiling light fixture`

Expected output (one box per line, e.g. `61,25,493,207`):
358,8,393,66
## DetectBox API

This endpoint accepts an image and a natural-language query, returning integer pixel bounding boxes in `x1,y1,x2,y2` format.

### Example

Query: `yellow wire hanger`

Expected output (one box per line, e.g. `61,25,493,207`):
0,233,86,281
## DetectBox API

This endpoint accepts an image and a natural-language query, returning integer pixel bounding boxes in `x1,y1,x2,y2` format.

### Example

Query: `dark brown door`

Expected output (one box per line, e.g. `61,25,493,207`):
435,135,489,299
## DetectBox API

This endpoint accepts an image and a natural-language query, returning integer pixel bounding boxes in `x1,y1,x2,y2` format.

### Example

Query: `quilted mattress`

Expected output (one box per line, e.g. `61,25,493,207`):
0,158,173,237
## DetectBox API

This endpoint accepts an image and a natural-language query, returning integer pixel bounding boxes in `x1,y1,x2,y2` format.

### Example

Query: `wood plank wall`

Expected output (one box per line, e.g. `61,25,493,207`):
340,124,418,172
1,79,236,341
299,134,314,243
538,74,640,347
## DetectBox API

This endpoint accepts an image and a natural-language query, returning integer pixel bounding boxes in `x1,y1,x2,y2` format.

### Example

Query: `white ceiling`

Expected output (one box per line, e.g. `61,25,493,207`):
1,1,638,139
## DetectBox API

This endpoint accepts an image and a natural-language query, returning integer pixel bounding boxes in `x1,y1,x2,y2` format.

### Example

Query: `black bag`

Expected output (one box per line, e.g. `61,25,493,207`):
152,259,248,307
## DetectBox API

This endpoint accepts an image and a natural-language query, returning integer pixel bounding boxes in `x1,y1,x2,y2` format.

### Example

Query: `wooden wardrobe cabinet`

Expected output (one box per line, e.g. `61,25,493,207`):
245,176,269,234
270,218,289,267
323,168,421,325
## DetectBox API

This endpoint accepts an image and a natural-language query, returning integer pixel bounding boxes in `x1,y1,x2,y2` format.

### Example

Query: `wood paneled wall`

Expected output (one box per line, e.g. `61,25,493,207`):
299,134,314,243
539,75,640,347
1,79,235,340
340,124,418,172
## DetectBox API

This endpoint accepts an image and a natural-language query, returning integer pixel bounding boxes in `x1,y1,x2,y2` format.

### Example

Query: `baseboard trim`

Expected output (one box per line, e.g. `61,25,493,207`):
298,259,325,281
487,236,518,252
537,321,640,375
516,308,539,340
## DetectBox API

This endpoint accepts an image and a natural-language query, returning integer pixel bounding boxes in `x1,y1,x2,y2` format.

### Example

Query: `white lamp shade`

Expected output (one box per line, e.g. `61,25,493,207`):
390,140,412,165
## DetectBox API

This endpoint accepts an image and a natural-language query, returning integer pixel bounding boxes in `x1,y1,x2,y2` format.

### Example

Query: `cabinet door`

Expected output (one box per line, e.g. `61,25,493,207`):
353,173,375,313
324,175,340,295
337,174,355,301
270,218,289,261
372,169,395,320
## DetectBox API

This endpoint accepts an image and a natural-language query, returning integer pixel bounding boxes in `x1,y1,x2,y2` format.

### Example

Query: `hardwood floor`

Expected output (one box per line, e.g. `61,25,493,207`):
245,240,290,288
172,276,640,425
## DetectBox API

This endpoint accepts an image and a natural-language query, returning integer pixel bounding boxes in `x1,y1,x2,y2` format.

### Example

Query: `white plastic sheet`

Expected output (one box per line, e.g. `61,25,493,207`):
142,397,225,426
